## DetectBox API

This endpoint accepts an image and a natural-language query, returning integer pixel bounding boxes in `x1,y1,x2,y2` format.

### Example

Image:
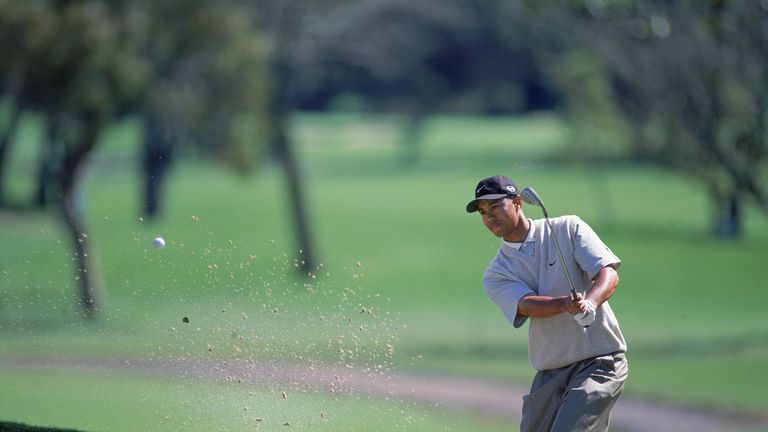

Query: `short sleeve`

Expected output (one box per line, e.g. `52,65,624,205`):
571,217,621,280
483,271,536,328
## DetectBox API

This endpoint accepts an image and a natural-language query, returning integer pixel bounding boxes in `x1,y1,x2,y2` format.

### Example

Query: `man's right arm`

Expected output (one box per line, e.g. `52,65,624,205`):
518,293,587,318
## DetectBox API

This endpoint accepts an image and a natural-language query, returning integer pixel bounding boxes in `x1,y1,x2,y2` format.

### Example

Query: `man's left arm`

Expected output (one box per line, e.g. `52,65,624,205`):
568,216,621,311
585,264,619,308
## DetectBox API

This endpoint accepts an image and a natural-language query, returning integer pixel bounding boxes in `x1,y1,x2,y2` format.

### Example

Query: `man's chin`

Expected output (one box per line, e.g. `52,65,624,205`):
488,227,504,237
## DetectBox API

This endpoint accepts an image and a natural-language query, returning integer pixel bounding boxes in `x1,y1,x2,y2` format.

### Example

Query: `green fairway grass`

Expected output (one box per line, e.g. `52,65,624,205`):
0,368,513,432
2,112,767,429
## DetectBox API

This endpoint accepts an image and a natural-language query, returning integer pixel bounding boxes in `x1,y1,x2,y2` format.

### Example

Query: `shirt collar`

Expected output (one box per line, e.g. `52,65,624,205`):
523,218,536,240
501,219,535,251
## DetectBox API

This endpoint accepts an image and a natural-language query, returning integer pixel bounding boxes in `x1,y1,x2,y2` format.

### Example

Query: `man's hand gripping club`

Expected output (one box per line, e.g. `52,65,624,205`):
568,292,596,327
517,292,595,327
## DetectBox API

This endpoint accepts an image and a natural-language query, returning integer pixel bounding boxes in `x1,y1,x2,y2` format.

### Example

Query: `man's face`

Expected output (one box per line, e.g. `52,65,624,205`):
477,196,524,240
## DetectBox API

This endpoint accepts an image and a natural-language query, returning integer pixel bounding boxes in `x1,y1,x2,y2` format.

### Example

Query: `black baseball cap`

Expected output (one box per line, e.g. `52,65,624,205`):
465,175,520,213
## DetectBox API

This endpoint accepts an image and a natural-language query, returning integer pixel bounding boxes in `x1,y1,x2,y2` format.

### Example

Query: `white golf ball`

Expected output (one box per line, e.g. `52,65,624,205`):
152,236,166,249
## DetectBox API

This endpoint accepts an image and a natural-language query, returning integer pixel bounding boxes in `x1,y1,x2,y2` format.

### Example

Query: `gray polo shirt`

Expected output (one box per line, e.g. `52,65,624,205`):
483,215,627,371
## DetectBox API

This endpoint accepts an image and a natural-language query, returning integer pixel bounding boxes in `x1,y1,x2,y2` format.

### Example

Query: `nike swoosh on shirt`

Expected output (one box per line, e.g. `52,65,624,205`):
548,259,557,266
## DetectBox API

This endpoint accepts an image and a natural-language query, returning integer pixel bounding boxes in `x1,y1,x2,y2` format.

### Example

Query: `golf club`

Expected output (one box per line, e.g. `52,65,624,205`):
520,187,579,302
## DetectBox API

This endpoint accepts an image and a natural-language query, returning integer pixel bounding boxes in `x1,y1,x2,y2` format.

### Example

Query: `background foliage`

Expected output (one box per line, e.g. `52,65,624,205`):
1,0,767,430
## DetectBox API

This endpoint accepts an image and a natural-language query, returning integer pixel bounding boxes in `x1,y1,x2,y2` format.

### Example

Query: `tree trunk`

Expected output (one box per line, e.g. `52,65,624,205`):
713,189,742,240
58,113,103,318
267,53,316,274
0,102,21,206
271,113,316,273
0,63,24,206
142,112,173,219
36,116,62,208
398,109,424,167
61,182,100,317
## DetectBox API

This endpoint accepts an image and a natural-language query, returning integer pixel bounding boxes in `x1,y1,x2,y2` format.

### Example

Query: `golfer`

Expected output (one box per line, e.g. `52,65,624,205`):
467,175,628,432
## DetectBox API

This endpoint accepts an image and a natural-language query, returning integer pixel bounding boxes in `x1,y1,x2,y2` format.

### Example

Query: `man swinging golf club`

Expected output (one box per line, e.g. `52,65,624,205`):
466,175,628,432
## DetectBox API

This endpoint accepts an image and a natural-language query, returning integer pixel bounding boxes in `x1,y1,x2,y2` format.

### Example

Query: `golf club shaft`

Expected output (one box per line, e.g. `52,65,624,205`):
521,187,580,301
545,217,578,301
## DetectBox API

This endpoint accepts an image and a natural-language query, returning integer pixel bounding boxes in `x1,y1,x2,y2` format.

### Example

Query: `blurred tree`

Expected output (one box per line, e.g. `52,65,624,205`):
292,0,557,113
136,0,266,218
250,0,320,272
287,0,558,164
0,0,304,319
545,0,768,238
0,0,149,317
0,93,21,207
283,0,766,239
0,1,32,206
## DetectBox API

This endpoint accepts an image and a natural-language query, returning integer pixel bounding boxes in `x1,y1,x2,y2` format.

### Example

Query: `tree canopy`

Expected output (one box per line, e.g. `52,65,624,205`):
0,0,268,316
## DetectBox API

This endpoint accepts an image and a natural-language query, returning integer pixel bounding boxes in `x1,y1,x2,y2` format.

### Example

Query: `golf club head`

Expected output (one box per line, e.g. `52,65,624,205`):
521,187,544,208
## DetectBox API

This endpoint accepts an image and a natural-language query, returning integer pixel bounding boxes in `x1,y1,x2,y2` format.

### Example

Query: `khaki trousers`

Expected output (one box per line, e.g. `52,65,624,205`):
521,352,628,432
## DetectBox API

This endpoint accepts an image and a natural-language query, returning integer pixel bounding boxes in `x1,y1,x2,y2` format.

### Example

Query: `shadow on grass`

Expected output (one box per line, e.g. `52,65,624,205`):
0,422,84,432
